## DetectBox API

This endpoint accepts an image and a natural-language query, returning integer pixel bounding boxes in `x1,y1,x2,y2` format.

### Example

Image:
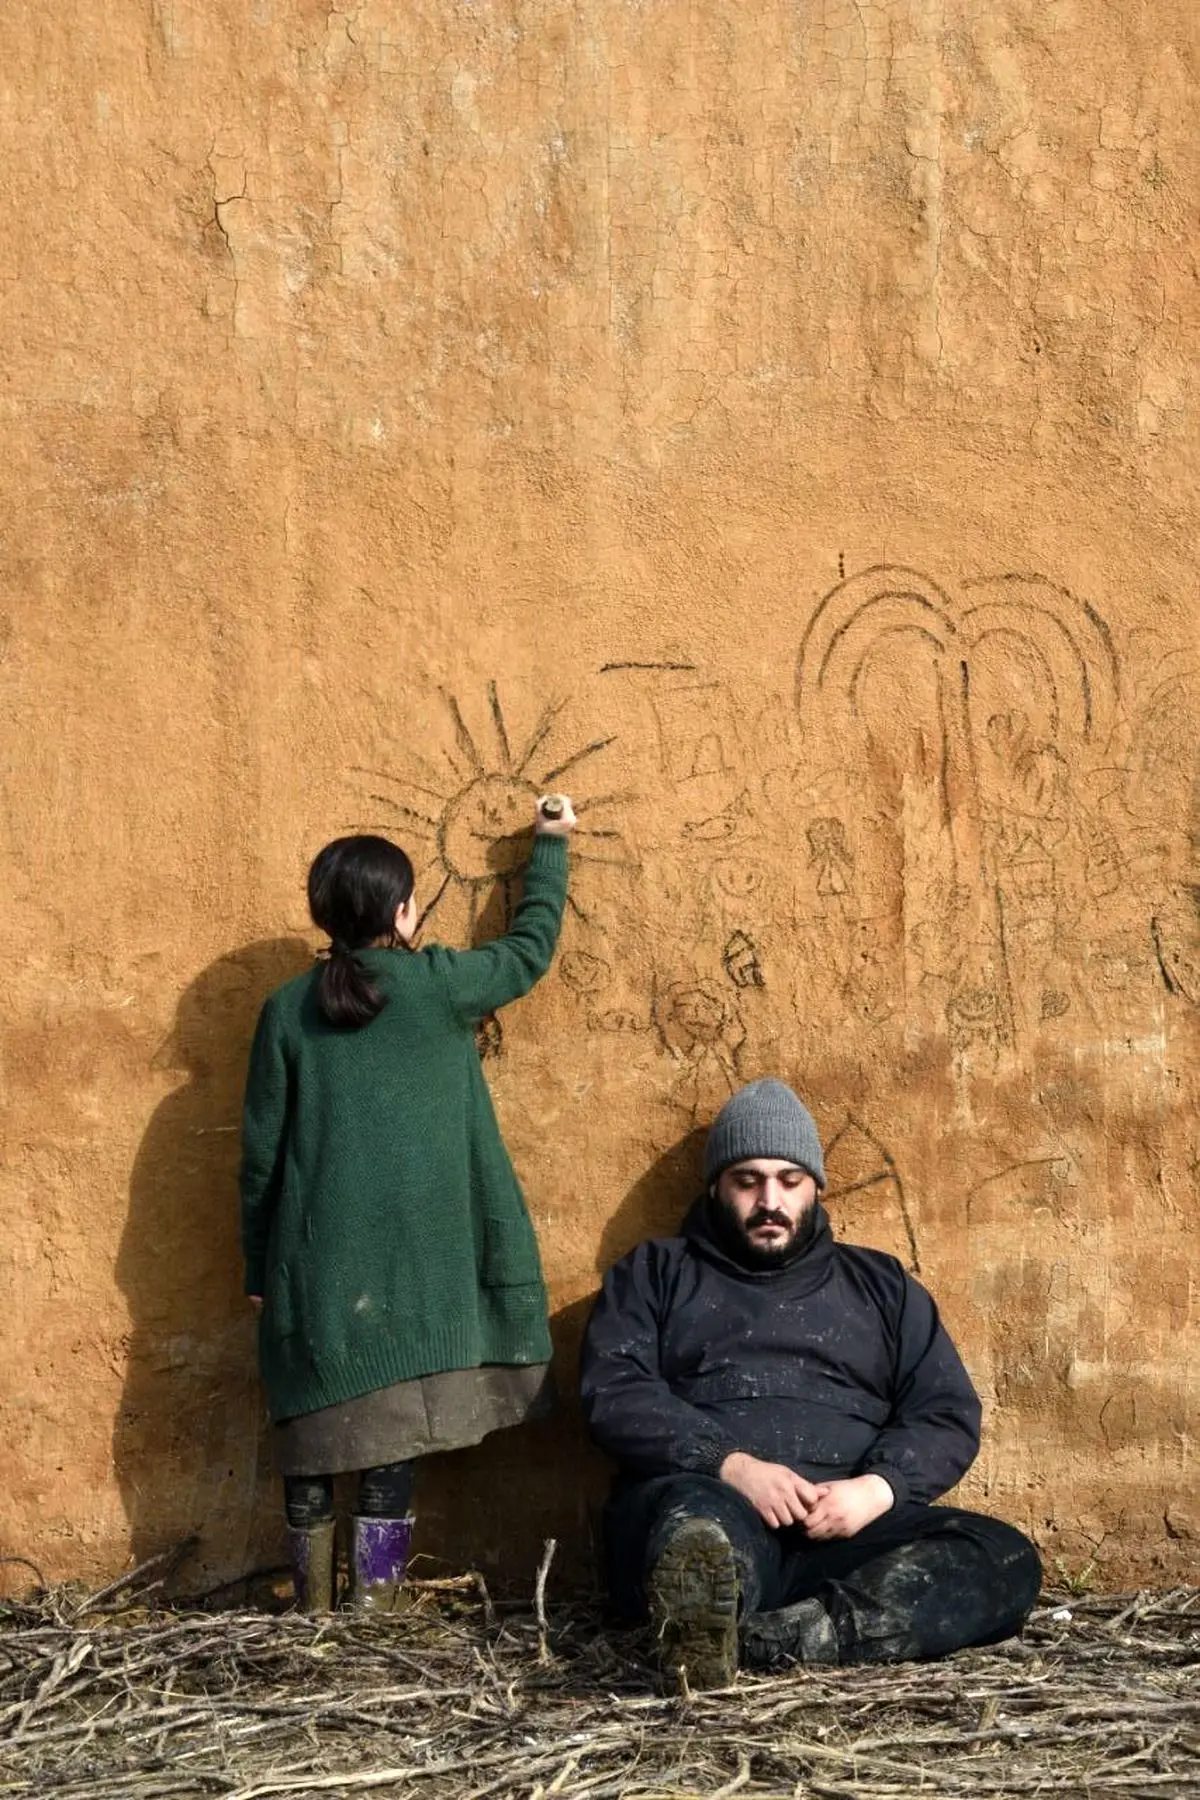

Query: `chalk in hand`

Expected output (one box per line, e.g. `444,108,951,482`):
539,795,566,819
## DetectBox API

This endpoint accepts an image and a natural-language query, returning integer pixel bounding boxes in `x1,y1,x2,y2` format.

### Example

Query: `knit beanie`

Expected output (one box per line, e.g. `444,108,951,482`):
704,1078,826,1187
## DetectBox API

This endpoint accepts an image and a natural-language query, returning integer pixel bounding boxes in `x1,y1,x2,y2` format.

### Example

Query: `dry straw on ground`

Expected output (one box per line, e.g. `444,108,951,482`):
0,1547,1196,1800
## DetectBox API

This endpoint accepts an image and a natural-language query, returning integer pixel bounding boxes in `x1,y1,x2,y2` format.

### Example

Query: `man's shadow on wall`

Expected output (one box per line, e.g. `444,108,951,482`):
113,938,313,1594
416,1129,708,1591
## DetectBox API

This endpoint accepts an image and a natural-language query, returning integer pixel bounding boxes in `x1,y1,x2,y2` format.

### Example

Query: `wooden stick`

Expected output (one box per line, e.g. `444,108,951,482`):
534,1537,558,1661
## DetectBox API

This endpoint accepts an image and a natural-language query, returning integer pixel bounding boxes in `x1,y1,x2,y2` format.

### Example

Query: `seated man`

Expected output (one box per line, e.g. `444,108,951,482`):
580,1078,1041,1689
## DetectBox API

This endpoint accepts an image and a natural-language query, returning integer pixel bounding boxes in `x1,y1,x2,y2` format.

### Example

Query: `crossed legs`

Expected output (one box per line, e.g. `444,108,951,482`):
605,1474,1041,1683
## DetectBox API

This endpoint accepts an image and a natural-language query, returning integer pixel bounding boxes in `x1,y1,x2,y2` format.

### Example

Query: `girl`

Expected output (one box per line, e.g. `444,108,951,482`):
240,795,575,1610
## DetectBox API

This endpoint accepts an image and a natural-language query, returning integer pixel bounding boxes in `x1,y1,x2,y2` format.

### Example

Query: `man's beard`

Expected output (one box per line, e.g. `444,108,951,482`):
709,1193,819,1269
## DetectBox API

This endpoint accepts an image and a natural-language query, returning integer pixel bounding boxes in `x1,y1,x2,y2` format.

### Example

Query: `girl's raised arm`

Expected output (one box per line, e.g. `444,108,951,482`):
434,797,574,1021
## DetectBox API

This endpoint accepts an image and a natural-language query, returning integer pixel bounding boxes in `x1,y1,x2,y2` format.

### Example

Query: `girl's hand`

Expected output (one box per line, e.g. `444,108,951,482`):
248,1295,264,1312
535,794,577,835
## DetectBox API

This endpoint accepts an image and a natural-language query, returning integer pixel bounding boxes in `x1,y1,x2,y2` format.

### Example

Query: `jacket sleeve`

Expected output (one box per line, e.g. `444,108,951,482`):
239,998,291,1298
431,835,568,1022
579,1246,740,1477
857,1274,982,1507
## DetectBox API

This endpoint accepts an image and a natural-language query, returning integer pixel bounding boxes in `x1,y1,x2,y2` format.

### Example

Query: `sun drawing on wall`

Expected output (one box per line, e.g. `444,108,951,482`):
349,683,630,945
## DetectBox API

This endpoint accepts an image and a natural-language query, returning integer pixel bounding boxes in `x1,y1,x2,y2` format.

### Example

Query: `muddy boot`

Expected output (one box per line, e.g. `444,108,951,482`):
647,1516,740,1692
288,1520,336,1613
741,1597,839,1670
350,1514,415,1612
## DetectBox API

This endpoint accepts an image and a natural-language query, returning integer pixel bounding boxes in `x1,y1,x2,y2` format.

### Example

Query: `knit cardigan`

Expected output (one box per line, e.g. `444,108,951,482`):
240,835,567,1422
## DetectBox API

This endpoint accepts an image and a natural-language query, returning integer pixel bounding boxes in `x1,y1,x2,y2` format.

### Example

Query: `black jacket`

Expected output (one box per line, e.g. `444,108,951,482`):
579,1201,981,1507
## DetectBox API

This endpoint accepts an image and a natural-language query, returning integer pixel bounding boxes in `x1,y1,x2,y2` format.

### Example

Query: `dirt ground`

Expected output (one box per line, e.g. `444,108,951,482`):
0,1559,1196,1799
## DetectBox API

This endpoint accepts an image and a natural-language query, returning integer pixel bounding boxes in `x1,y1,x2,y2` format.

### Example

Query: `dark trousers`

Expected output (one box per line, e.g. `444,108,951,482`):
605,1474,1042,1663
284,1458,417,1528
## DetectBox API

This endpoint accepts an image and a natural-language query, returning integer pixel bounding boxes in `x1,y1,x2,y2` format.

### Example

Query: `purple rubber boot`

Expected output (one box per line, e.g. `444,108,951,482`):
351,1514,415,1612
287,1521,336,1613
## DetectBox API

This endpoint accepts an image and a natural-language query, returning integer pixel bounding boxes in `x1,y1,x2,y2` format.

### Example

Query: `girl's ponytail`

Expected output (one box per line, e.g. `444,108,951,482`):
317,943,387,1029
307,836,416,1031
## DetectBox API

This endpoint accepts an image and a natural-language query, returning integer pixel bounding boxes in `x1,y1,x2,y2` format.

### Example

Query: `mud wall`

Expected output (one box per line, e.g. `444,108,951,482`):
2,1,1198,1594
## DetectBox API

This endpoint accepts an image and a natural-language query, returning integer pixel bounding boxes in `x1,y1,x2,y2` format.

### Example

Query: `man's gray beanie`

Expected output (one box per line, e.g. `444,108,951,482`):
704,1078,826,1187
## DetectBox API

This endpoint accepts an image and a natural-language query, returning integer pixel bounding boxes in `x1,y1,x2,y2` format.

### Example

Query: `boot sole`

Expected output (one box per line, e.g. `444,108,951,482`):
647,1518,739,1691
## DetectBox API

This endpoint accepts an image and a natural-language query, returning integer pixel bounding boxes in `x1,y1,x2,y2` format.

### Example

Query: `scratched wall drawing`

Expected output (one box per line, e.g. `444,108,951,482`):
331,600,1194,1107
1107,632,1200,1014
823,1117,920,1273
791,564,1156,1060
347,681,636,945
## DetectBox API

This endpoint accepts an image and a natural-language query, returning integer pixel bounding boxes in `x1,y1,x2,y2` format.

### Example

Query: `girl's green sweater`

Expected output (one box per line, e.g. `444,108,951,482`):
240,835,567,1422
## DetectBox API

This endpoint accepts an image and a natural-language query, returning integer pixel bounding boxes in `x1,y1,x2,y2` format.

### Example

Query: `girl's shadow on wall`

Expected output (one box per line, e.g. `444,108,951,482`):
113,938,312,1593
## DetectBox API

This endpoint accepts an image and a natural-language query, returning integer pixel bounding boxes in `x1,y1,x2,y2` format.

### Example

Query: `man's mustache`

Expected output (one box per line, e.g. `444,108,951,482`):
746,1209,794,1231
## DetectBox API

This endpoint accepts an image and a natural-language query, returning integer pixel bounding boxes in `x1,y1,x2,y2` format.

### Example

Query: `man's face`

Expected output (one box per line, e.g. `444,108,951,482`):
712,1158,819,1266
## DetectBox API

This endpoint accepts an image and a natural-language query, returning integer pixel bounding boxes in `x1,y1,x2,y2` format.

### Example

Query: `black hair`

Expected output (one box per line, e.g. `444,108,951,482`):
307,835,415,1029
